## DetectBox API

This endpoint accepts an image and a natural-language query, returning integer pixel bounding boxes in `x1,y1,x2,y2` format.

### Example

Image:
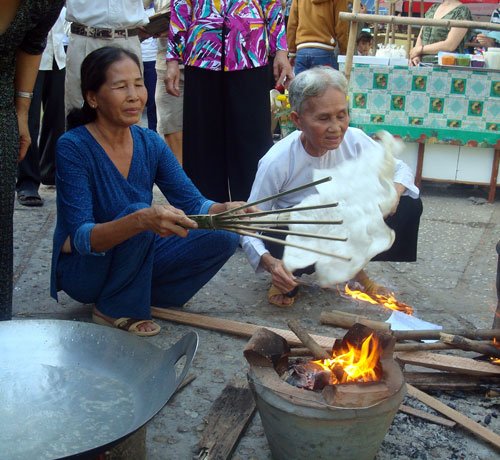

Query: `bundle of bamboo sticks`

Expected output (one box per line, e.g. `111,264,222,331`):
188,176,351,261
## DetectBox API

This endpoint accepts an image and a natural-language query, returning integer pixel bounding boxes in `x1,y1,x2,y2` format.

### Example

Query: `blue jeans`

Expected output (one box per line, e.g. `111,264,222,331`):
294,48,338,75
57,203,239,319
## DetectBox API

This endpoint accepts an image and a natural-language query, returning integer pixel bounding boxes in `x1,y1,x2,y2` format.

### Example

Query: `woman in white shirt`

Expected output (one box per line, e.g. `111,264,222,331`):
241,66,423,307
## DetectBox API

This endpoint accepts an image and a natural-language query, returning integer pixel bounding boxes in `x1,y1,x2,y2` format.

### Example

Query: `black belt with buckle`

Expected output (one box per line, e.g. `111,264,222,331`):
71,23,139,39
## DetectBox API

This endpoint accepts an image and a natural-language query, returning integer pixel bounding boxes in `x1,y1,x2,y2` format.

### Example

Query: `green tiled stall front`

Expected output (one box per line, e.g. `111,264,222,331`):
348,65,500,148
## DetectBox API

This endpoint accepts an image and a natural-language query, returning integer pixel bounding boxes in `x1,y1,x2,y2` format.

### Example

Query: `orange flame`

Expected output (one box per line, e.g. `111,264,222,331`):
313,333,382,384
491,338,500,365
344,284,414,315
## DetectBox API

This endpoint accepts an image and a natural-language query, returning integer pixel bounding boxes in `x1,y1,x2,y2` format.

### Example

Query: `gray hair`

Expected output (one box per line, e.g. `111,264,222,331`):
288,66,348,114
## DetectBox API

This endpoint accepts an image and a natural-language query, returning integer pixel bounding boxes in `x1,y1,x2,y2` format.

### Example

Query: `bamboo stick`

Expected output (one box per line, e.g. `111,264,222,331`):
320,310,390,331
440,333,500,358
220,224,347,242
287,319,331,360
220,219,343,226
216,202,338,220
372,0,380,54
233,228,351,261
399,404,456,428
340,12,500,32
394,329,500,341
214,176,332,217
406,0,413,56
344,0,361,80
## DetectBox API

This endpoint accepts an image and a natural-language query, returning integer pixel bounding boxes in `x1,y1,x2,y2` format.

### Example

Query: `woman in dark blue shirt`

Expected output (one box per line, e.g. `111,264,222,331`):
51,46,245,336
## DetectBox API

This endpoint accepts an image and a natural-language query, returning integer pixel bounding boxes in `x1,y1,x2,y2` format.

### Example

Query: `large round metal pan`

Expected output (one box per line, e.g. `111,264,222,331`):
0,320,198,459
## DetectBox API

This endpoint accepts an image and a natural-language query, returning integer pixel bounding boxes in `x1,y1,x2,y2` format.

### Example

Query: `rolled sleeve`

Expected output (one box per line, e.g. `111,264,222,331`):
73,223,105,256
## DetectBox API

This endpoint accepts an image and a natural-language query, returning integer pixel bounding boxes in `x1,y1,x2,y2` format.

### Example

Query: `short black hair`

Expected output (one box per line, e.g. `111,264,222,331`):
357,32,373,45
67,46,142,129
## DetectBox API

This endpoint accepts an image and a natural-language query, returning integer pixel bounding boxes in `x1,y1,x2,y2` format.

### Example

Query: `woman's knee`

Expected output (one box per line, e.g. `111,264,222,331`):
116,202,150,219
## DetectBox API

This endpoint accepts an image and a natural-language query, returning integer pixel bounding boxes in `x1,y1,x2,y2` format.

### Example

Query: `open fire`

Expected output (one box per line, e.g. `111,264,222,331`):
344,284,414,315
284,324,384,390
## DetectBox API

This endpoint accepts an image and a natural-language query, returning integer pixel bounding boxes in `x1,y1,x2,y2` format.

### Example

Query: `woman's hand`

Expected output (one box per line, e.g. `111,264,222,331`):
273,50,294,88
165,61,181,96
209,201,259,215
141,204,197,237
476,34,495,49
260,253,298,293
16,110,31,162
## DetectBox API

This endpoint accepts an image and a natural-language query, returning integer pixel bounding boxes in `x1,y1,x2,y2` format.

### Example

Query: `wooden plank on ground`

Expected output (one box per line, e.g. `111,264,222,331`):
404,372,500,391
399,404,456,427
151,307,336,349
396,351,500,376
196,379,256,460
406,384,500,451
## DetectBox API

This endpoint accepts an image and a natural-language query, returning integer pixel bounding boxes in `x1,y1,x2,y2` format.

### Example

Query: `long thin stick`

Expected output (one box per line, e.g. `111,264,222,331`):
216,202,339,220
214,176,332,217
219,219,343,226
220,223,347,242
233,228,351,261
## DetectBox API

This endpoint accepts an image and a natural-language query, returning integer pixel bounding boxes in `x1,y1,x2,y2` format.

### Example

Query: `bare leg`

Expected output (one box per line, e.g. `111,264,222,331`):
165,131,183,166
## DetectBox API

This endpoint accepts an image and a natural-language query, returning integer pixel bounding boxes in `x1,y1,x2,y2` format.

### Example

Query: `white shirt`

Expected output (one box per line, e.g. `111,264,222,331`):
66,0,149,28
141,7,158,61
40,7,67,71
241,128,420,272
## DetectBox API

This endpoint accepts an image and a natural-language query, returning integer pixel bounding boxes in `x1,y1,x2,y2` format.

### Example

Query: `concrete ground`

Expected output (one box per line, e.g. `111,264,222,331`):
11,181,500,459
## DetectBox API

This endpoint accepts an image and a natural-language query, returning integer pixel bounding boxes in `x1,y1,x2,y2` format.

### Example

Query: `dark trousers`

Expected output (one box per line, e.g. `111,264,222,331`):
17,63,65,192
143,60,157,131
265,196,423,263
183,65,273,203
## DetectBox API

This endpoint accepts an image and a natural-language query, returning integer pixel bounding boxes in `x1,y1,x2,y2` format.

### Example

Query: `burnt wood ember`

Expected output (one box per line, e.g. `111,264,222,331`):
282,361,331,390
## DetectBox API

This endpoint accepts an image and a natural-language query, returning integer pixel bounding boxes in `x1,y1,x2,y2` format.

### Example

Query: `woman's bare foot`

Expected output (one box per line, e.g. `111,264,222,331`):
92,308,161,335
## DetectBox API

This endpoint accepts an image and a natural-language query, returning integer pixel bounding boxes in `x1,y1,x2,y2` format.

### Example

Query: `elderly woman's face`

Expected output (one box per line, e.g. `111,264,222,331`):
87,56,147,127
292,87,349,156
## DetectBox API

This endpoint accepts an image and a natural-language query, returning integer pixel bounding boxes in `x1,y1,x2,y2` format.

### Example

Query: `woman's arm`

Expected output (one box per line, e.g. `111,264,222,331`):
89,205,197,253
14,50,42,161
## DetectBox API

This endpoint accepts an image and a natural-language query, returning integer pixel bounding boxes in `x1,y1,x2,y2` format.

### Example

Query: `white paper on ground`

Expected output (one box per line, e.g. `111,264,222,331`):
386,310,442,343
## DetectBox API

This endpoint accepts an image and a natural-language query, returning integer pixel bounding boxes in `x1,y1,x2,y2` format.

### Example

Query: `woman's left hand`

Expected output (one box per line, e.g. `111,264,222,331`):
409,46,421,60
273,50,294,88
17,112,31,162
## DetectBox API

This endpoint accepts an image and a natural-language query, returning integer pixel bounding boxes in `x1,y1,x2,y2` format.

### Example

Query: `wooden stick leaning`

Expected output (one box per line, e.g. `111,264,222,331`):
287,319,331,360
440,333,500,359
407,384,500,451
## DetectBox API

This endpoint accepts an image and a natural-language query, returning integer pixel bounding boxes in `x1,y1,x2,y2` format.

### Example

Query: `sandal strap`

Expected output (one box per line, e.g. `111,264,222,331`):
113,317,151,332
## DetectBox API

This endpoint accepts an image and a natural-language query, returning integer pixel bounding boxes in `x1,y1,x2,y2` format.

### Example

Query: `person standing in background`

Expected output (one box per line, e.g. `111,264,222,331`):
141,3,158,131
165,0,293,202
64,0,150,114
0,0,65,320
154,0,184,165
476,3,500,49
286,0,349,74
16,6,68,207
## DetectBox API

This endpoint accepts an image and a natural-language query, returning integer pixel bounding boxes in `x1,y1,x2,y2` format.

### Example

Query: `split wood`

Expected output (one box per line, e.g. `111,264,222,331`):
440,333,500,359
320,310,500,341
151,307,337,349
399,404,456,428
196,379,256,460
403,372,500,392
407,384,500,451
396,351,500,376
287,319,330,360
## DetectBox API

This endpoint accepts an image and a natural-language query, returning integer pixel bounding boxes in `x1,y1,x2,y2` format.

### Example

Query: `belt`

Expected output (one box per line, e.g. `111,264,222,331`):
71,23,139,39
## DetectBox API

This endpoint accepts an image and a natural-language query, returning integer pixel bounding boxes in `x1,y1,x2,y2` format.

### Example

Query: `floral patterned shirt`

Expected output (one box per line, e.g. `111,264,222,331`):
166,0,287,71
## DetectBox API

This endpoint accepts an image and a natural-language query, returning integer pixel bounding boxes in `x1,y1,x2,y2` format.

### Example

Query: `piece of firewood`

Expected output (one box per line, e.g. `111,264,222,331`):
394,329,500,341
196,379,256,460
396,351,500,376
403,372,500,391
287,319,330,360
151,307,337,348
395,342,454,352
320,310,391,331
399,404,456,427
440,333,500,358
406,384,500,451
